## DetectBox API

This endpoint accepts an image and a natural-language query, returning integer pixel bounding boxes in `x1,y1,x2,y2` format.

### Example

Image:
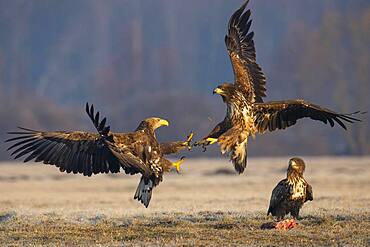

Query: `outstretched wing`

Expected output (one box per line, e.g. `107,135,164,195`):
6,104,147,177
225,0,266,102
253,100,361,132
6,128,124,176
6,128,149,176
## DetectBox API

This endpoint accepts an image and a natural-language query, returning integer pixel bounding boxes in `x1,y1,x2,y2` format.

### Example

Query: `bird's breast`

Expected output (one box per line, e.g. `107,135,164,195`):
289,178,307,201
242,106,257,137
226,102,256,137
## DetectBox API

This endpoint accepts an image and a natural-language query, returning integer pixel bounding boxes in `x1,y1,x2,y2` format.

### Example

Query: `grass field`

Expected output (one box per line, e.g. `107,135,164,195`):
0,157,369,246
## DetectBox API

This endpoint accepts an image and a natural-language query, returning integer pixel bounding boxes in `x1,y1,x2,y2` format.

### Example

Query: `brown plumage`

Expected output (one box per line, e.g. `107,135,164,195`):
6,103,192,208
160,133,193,155
195,0,361,173
267,158,313,220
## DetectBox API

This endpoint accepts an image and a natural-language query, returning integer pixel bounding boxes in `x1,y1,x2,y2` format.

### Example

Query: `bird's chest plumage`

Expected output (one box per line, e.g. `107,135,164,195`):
288,178,307,201
228,100,256,136
148,147,163,175
243,106,257,136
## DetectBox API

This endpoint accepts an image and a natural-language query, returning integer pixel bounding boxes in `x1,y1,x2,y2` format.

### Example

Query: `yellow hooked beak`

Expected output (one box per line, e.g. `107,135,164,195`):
213,88,224,95
159,119,169,127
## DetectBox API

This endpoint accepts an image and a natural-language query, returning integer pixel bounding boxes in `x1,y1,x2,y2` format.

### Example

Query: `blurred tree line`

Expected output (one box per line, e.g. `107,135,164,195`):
0,0,368,160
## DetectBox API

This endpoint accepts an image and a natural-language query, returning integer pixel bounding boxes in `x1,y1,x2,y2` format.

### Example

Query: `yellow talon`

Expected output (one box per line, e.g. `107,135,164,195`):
206,137,218,145
185,132,194,150
172,156,185,173
187,132,194,142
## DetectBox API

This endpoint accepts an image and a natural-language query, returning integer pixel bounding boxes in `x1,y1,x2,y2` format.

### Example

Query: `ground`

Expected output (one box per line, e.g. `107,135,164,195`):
0,157,369,246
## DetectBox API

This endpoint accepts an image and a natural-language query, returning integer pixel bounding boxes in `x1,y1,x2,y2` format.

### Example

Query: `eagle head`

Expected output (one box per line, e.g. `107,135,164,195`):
213,83,235,103
288,157,306,175
137,117,169,132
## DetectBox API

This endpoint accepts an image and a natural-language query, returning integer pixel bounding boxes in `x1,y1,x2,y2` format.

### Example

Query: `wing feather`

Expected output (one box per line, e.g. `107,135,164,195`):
6,128,143,176
225,0,266,102
254,100,361,133
268,179,290,216
306,184,314,202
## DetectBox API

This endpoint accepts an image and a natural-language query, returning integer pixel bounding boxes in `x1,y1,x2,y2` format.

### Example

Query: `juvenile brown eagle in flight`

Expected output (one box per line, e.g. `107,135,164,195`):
267,157,313,221
6,103,193,207
195,0,361,173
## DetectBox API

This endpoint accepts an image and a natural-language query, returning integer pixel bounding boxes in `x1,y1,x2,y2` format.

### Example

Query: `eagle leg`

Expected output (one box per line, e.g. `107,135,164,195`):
193,138,218,152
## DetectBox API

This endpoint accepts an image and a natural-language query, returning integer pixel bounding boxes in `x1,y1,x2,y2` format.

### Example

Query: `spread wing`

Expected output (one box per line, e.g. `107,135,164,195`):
225,0,266,102
253,100,361,132
6,103,148,177
6,128,147,176
268,179,290,215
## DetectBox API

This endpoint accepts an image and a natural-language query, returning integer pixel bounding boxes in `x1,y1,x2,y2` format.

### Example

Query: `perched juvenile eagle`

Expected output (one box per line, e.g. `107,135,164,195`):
6,103,193,207
195,0,361,173
267,157,313,220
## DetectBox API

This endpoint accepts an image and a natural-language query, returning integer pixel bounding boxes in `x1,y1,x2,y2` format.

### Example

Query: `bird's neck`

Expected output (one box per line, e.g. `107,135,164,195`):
287,170,303,183
226,102,242,121
146,128,156,138
135,124,156,137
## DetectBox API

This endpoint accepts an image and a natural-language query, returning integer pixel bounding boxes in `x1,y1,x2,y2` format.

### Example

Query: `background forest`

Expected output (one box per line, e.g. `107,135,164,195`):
0,0,369,159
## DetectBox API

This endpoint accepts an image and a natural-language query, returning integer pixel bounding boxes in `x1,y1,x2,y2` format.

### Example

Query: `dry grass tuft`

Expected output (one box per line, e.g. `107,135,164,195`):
0,157,369,246
1,211,369,246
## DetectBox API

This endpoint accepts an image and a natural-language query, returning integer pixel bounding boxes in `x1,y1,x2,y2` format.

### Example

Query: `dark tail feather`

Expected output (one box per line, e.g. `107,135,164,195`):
233,157,247,174
231,139,248,174
134,177,154,208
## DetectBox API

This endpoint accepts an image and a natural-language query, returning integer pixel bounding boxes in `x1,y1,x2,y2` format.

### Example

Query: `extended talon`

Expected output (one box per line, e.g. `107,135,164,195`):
193,138,217,152
206,137,218,145
187,132,194,142
185,132,194,150
172,156,185,173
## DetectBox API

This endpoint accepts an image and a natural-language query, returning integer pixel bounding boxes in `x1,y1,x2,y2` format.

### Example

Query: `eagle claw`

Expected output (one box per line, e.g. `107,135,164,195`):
185,132,194,150
194,139,210,152
172,156,185,173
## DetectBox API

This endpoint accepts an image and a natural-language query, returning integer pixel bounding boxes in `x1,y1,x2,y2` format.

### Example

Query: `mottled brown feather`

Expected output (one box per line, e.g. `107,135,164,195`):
225,0,266,103
253,100,361,133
